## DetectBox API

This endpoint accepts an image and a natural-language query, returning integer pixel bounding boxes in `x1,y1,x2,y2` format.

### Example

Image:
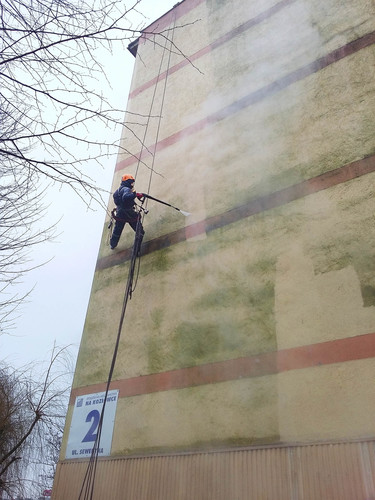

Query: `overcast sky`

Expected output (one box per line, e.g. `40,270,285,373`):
1,0,178,371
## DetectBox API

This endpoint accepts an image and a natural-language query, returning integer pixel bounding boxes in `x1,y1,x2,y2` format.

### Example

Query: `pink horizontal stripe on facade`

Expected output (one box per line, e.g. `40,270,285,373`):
69,332,375,404
97,153,375,271
130,0,296,99
117,30,375,173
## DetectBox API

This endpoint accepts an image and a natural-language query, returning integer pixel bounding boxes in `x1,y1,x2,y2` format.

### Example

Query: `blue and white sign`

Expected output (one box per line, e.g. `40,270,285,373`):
66,390,119,459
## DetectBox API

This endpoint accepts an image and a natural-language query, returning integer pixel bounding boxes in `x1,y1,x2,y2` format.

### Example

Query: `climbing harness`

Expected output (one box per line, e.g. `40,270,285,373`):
109,203,148,224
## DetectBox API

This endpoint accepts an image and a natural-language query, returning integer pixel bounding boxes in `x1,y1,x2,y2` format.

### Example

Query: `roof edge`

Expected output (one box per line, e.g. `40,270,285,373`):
127,1,185,57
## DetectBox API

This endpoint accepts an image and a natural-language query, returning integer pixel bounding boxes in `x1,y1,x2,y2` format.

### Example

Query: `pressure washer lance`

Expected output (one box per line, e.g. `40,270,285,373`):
142,193,191,216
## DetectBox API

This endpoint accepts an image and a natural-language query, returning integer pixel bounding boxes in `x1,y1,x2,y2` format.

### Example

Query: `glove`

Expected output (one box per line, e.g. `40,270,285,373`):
136,192,144,200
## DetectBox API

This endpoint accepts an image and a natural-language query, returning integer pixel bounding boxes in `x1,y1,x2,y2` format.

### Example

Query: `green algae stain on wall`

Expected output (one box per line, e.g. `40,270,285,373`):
172,321,221,367
361,285,375,307
309,227,375,308
145,279,277,372
194,281,276,343
168,256,277,368
150,307,164,330
152,248,170,272
139,219,280,373
354,248,375,307
145,307,166,373
145,336,165,373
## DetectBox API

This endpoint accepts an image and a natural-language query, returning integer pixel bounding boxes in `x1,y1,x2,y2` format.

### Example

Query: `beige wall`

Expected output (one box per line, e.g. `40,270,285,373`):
61,0,375,460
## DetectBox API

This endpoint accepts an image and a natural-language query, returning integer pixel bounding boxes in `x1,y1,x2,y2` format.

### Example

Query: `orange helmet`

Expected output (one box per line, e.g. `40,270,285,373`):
122,174,135,182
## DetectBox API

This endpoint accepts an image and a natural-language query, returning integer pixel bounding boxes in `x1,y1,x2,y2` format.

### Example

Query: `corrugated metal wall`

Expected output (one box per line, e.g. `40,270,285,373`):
52,440,375,499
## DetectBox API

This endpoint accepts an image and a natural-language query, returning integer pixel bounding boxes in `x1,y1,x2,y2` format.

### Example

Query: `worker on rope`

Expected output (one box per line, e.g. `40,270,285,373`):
110,174,145,252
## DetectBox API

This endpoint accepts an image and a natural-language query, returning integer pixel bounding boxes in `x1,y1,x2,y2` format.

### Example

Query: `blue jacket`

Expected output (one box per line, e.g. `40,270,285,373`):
113,181,136,209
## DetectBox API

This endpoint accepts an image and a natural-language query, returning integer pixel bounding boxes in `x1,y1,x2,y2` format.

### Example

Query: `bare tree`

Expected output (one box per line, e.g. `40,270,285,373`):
0,138,56,334
1,0,193,195
1,0,147,196
0,0,183,333
0,345,73,498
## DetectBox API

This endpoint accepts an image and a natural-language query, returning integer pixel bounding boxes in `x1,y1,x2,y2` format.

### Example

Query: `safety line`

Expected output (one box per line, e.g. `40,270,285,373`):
133,28,171,184
78,223,143,500
78,13,177,500
145,17,177,200
132,22,177,292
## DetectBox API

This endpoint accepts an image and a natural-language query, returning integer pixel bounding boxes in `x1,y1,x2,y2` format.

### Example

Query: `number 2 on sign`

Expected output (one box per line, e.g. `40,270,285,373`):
82,409,100,442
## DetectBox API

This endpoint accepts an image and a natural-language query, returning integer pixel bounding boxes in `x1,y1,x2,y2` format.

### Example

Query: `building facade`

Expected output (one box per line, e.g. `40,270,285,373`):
53,0,375,498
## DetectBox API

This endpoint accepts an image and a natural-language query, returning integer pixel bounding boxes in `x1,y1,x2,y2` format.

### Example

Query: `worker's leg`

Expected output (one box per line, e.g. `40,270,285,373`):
110,219,126,249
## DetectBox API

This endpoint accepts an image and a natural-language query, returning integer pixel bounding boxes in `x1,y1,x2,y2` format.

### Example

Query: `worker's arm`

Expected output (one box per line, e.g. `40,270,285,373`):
121,187,137,204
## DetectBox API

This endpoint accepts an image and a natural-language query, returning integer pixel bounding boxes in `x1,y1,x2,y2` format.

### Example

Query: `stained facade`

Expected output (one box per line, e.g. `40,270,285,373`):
53,0,375,498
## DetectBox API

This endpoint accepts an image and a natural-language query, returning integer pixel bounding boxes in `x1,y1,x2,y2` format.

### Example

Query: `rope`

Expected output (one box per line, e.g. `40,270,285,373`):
78,218,143,500
134,22,175,188
78,13,177,500
108,18,176,295
106,23,175,251
131,23,176,293
145,23,176,201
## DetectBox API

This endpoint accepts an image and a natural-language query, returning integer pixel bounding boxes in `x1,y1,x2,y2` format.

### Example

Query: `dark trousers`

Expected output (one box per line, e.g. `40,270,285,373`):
110,208,145,250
